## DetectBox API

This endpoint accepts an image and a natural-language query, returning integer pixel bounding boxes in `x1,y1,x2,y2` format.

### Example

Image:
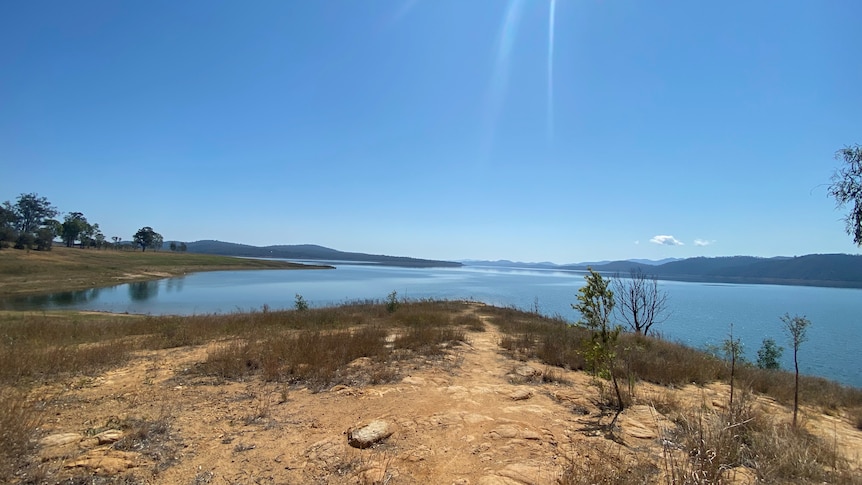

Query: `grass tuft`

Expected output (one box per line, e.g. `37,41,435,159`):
0,389,40,481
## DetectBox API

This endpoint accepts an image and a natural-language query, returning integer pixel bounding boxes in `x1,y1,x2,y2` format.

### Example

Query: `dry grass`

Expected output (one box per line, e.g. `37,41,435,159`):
487,306,862,412
197,326,393,390
1,300,860,484
488,305,862,482
559,442,657,484
0,299,480,482
0,389,40,481
660,390,860,484
850,406,862,430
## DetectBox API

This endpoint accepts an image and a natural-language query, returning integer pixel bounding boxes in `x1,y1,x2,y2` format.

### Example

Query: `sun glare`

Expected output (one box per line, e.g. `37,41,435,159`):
483,0,558,161
547,0,557,143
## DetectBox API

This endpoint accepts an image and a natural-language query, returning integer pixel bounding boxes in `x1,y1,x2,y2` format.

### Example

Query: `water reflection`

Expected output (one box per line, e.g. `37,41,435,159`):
128,281,159,301
165,276,185,292
1,287,104,310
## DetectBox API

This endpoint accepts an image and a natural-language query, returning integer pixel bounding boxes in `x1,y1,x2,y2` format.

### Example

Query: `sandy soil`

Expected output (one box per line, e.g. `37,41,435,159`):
27,306,862,484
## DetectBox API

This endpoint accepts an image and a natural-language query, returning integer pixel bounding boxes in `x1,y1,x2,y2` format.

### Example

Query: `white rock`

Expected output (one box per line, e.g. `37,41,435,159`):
347,419,394,449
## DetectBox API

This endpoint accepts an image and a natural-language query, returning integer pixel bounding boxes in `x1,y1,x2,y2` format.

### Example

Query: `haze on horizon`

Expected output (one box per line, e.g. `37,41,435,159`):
2,1,860,265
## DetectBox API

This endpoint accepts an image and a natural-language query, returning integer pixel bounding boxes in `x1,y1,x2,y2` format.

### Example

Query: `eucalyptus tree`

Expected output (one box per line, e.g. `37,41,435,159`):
133,226,162,252
781,313,811,427
573,269,624,424
62,212,90,247
12,193,57,234
828,144,862,245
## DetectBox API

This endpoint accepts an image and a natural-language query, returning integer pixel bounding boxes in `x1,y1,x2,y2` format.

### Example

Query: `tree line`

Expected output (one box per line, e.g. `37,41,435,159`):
0,193,181,253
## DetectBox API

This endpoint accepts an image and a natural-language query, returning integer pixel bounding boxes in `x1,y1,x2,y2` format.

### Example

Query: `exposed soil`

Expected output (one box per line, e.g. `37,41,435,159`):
24,305,862,484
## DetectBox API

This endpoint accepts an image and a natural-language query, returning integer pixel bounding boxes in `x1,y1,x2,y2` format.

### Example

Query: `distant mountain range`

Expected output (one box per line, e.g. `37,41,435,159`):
184,241,861,288
466,255,862,288
460,258,682,270
184,240,462,268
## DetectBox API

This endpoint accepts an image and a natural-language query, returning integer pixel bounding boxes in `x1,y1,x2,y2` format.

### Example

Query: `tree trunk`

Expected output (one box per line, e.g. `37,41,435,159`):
609,370,624,427
793,350,800,427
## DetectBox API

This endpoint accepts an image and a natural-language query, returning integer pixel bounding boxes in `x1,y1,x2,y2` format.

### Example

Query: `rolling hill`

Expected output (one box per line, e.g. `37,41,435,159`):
184,240,462,268
573,254,862,288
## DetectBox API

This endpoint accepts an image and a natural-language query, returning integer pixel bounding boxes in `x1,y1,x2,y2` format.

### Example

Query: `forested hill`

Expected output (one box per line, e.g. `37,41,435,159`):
185,240,462,268
569,254,862,288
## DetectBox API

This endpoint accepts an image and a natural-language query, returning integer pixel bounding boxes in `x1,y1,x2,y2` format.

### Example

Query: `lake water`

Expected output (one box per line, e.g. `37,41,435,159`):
3,263,860,388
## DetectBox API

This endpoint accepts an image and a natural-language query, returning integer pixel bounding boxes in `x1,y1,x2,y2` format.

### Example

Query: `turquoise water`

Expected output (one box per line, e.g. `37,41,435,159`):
3,264,860,387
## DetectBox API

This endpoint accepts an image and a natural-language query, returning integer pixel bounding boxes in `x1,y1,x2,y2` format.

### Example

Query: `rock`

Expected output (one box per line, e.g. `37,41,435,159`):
347,357,372,368
463,413,494,424
621,405,661,439
38,432,82,460
39,433,81,448
625,423,656,440
94,429,124,445
347,419,394,449
488,425,520,439
435,411,466,426
514,365,538,378
509,389,533,401
497,463,549,484
330,385,360,395
65,450,139,474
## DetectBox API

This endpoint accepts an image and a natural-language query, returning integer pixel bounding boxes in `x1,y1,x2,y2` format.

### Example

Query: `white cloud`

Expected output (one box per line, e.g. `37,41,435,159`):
634,240,640,245
694,239,715,247
650,235,684,246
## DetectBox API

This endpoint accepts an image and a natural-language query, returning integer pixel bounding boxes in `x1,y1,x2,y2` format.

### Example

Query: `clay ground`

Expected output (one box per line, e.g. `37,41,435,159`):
28,306,862,484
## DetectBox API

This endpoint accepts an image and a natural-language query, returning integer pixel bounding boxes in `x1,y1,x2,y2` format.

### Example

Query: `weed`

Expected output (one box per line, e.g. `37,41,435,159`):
559,441,657,484
0,388,40,482
233,442,256,453
850,406,862,430
294,293,309,311
385,290,399,314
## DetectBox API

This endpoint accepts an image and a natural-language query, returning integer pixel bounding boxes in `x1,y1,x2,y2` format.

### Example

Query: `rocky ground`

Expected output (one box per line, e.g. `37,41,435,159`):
23,305,862,484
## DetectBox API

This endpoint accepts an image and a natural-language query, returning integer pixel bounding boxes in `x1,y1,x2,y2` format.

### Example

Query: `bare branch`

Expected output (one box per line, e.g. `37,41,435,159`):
611,268,669,336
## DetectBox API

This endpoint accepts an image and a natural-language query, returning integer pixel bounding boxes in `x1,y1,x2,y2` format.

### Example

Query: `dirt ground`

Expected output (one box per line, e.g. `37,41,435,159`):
25,306,862,484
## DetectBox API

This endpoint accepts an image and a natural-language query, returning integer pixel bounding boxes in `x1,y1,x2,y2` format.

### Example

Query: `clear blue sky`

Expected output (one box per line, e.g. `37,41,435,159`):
2,0,860,263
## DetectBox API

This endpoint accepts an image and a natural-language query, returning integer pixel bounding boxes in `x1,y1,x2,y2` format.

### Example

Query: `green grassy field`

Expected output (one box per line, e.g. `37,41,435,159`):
0,246,329,297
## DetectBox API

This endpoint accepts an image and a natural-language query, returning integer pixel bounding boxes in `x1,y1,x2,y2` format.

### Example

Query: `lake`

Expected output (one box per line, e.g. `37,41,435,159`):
3,263,860,388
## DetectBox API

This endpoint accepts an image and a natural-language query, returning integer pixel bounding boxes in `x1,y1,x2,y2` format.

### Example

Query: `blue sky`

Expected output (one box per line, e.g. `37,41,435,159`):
2,1,860,263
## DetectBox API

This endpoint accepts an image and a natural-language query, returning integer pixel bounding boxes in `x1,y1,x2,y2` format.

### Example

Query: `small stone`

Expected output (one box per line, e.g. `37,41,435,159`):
94,429,124,445
514,365,538,378
347,420,394,449
509,389,533,401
